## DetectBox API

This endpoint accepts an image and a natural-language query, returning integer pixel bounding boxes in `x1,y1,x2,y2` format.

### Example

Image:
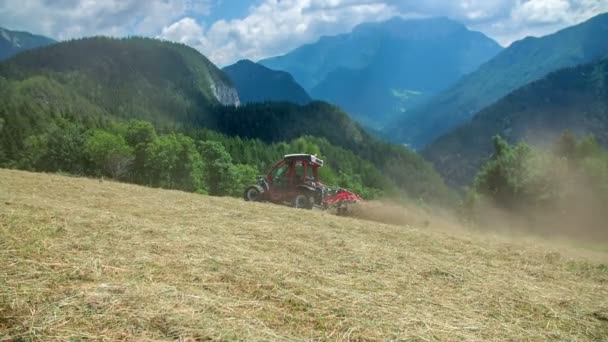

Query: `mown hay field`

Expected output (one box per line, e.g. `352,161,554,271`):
1,169,607,341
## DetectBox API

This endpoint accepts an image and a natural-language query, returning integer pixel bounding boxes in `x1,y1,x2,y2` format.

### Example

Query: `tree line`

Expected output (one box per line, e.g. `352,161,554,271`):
4,118,390,198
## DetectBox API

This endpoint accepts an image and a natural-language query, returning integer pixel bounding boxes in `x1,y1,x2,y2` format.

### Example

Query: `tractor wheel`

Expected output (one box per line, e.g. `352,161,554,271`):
244,186,261,202
293,193,313,209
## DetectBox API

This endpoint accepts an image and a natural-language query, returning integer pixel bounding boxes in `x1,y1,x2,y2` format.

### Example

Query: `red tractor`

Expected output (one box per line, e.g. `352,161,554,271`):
243,154,361,213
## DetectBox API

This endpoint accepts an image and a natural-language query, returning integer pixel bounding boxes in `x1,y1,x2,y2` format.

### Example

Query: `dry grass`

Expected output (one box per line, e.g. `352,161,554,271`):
1,169,607,341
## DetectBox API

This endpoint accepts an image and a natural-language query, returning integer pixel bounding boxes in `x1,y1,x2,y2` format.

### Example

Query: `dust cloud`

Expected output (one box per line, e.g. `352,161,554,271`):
349,169,607,246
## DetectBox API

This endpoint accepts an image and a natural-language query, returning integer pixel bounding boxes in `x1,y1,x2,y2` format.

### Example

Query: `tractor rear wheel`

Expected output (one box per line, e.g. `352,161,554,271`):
293,193,313,209
244,186,261,202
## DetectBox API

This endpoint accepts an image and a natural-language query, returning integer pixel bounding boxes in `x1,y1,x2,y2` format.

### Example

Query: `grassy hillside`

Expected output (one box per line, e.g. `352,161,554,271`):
1,169,607,340
0,27,55,61
424,57,608,188
222,59,311,105
390,12,608,148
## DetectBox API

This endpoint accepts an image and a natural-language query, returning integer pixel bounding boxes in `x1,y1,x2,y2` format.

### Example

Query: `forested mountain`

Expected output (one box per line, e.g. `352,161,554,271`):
0,27,55,61
389,13,608,148
0,36,240,122
259,17,501,127
0,36,453,204
222,59,311,105
423,56,608,188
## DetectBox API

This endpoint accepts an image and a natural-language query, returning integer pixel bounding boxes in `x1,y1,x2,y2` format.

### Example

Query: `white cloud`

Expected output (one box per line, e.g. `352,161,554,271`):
1,0,607,66
159,17,206,47
392,0,515,23
480,0,608,45
160,0,397,66
158,0,608,66
0,0,210,40
512,0,571,24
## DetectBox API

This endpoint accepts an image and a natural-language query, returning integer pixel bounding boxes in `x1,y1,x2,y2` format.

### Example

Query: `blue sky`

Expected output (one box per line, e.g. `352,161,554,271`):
205,1,260,23
1,0,607,66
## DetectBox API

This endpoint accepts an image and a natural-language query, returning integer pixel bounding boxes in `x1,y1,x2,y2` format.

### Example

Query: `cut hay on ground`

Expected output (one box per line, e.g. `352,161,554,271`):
1,169,607,340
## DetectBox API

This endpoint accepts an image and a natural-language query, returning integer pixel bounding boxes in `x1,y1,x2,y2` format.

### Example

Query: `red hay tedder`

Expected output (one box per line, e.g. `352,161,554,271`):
243,154,362,214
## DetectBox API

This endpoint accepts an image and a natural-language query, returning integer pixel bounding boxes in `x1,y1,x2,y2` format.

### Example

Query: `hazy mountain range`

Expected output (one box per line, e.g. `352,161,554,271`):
423,56,608,187
259,17,502,127
0,26,55,61
387,13,608,148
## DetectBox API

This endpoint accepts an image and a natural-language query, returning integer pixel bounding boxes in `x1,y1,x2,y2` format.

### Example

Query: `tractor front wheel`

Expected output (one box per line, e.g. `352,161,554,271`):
293,193,313,209
244,186,262,202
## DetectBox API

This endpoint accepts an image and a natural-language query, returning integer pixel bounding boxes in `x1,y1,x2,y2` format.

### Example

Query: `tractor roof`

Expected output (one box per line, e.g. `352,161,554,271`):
284,154,324,167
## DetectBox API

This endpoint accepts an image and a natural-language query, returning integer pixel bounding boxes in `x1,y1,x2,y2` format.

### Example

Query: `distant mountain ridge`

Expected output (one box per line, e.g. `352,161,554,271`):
388,12,608,148
0,27,55,61
259,17,502,127
222,59,311,105
423,56,608,188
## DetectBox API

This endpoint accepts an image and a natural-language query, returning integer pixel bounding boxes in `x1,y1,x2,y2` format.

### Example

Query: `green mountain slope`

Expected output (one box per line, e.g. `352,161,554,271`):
0,36,241,163
0,36,452,203
0,27,55,61
423,57,608,188
260,17,502,127
222,59,311,105
389,13,608,148
0,36,239,123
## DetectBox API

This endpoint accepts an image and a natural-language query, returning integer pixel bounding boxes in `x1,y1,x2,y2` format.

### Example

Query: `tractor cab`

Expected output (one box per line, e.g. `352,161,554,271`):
243,154,324,208
244,153,360,212
266,154,323,188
